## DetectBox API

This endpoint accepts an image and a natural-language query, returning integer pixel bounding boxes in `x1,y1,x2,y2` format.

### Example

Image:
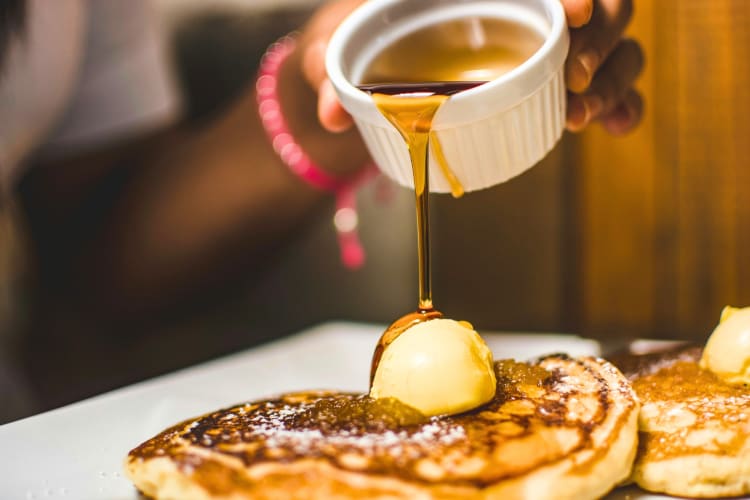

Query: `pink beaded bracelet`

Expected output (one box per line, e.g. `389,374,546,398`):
256,35,379,269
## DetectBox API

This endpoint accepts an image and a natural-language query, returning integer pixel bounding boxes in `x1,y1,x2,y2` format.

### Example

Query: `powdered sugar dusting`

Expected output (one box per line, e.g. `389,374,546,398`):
219,400,467,458
130,355,639,486
180,394,472,471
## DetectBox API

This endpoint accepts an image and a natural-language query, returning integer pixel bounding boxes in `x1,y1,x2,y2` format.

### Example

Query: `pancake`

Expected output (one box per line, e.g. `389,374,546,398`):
126,355,638,500
615,345,750,498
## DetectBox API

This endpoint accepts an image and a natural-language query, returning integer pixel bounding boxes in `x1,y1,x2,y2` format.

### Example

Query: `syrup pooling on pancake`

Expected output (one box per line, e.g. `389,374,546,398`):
128,356,633,492
616,344,750,498
621,347,750,458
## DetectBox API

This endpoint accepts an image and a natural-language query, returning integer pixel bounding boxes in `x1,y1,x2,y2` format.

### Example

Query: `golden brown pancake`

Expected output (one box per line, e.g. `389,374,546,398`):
615,345,750,498
125,355,638,500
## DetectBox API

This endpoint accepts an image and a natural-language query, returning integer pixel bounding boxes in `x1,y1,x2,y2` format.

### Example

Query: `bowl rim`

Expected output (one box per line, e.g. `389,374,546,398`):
325,0,569,126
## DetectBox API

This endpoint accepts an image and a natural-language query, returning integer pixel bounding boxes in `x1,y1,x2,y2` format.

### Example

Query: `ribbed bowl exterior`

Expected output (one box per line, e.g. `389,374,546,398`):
354,68,566,193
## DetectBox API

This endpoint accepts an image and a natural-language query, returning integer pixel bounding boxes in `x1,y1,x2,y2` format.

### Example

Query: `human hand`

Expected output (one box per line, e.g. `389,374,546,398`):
297,0,366,133
562,0,644,135
273,0,370,178
305,0,643,135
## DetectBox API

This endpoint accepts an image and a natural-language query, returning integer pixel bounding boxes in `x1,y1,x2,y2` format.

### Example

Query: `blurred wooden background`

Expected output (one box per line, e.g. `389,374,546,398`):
9,0,750,421
568,0,750,340
435,0,750,341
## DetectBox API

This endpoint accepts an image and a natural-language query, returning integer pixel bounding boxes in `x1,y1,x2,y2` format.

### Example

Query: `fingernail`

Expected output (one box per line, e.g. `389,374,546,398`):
612,102,633,123
318,80,336,117
318,79,350,133
570,50,599,92
302,40,327,86
584,94,604,120
320,78,336,100
603,103,634,135
566,94,586,131
567,58,587,92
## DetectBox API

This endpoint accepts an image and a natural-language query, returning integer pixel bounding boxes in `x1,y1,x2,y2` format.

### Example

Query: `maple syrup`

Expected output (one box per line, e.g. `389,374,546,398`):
362,17,543,84
359,17,541,383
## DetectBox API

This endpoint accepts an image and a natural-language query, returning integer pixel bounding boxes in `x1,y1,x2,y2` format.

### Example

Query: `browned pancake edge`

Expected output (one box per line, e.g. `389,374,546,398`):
126,356,639,500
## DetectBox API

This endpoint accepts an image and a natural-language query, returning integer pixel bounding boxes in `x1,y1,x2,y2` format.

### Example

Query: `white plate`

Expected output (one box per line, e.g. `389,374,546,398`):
0,322,690,499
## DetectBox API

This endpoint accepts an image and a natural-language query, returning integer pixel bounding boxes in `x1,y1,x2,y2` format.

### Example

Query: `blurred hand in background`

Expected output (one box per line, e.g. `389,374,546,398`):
302,0,644,136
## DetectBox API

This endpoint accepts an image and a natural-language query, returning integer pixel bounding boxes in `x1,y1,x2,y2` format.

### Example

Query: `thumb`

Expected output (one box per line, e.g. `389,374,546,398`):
317,78,354,133
560,0,594,28
301,39,329,91
302,38,354,133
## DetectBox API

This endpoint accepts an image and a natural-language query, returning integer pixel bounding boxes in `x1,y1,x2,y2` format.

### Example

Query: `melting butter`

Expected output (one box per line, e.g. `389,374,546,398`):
700,305,750,386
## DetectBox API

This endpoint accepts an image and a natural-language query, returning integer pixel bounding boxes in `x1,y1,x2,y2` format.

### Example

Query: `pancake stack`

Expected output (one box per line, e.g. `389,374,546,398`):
126,355,639,500
615,345,750,498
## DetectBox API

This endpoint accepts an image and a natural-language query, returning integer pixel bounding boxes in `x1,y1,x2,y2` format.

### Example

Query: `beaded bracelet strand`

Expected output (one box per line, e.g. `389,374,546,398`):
256,35,379,269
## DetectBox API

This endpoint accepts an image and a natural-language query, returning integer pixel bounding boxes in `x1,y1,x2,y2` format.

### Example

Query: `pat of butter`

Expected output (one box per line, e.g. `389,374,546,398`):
700,306,750,386
370,318,496,416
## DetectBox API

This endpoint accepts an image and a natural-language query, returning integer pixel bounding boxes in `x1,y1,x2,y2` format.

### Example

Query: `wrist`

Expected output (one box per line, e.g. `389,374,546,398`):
256,35,379,269
274,38,369,179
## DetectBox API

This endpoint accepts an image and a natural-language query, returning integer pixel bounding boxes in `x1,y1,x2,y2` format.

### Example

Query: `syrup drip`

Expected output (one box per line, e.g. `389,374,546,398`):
358,17,542,386
359,82,484,384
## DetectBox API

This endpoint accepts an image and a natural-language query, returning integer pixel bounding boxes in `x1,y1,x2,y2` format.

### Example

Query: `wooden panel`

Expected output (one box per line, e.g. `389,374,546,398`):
730,3,750,323
572,0,657,339
574,0,750,340
650,0,681,339
674,1,734,336
433,149,566,332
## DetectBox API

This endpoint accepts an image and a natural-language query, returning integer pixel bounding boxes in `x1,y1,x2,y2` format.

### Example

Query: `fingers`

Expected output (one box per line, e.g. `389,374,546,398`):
299,0,366,133
566,93,603,132
317,79,354,132
301,39,328,92
587,38,643,113
560,0,594,28
600,88,643,135
300,39,353,132
567,88,643,133
566,0,634,93
562,0,642,134
566,38,644,132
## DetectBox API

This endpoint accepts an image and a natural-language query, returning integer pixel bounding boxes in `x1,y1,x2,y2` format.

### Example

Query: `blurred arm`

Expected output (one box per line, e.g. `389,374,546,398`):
18,44,369,318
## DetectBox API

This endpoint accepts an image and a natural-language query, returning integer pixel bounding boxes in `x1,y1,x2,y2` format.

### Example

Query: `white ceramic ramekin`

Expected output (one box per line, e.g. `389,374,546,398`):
326,0,569,193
